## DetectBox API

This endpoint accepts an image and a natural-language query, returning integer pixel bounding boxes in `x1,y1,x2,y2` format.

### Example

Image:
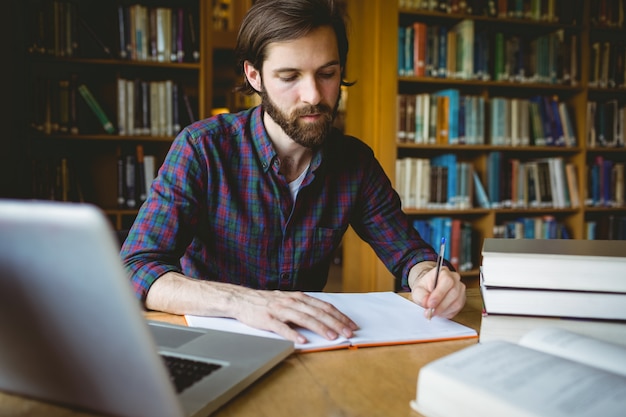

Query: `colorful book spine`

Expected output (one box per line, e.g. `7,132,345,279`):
77,84,115,134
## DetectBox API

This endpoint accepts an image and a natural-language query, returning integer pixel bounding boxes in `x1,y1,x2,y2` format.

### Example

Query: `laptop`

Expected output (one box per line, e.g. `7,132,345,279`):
0,199,294,417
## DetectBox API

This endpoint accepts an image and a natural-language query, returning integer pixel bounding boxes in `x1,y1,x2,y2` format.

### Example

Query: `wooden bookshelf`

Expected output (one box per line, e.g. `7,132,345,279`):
16,0,252,229
343,0,626,293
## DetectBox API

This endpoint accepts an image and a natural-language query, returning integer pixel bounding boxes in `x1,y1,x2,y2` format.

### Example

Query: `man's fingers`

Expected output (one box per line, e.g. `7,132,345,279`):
268,292,357,339
236,291,358,344
410,267,465,319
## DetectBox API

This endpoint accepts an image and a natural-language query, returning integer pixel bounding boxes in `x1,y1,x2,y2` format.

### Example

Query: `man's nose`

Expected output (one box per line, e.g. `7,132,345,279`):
300,76,322,105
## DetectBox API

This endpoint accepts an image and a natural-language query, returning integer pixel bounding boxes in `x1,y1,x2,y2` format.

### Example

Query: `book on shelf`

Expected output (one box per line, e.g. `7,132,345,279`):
77,14,113,58
117,77,184,137
77,84,115,134
135,145,147,203
411,327,626,417
412,217,474,272
186,292,477,353
479,313,626,347
31,157,85,203
586,214,626,240
482,153,580,209
471,170,490,209
116,146,157,209
115,4,199,62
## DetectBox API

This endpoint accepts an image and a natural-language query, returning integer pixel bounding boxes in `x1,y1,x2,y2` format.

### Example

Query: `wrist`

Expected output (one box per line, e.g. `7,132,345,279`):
408,261,437,290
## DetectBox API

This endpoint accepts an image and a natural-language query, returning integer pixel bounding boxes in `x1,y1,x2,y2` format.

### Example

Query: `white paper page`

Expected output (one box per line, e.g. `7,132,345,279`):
310,292,477,345
414,341,626,417
185,292,476,351
184,314,350,351
519,327,626,377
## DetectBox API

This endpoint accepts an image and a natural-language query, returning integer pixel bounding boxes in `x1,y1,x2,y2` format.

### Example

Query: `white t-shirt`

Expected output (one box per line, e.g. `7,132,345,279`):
288,164,309,201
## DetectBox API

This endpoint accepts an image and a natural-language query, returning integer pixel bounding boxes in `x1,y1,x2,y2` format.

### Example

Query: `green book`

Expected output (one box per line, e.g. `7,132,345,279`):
77,84,115,134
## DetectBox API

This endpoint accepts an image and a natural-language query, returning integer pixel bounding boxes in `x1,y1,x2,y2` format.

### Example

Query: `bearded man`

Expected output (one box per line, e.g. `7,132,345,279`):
121,0,466,345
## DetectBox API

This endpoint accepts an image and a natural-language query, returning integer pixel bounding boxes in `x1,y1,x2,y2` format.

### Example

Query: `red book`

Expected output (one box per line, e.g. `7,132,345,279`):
449,218,462,271
413,22,427,77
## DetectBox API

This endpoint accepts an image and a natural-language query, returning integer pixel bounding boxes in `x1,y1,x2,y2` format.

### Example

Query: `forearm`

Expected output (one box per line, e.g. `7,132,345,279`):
145,271,247,318
145,271,359,344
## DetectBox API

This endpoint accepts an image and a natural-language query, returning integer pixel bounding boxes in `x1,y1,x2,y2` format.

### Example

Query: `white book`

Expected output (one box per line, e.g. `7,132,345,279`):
149,81,160,136
421,94,430,144
116,78,127,135
143,155,156,195
479,313,626,347
412,327,626,417
418,158,430,208
480,280,626,320
125,79,135,135
165,79,174,136
481,238,626,293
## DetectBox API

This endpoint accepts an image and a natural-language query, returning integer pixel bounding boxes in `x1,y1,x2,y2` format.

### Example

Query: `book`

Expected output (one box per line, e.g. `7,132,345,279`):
77,84,115,134
135,144,147,203
480,279,626,320
472,171,490,208
411,327,626,417
479,313,626,346
481,238,626,293
143,154,156,196
185,292,477,353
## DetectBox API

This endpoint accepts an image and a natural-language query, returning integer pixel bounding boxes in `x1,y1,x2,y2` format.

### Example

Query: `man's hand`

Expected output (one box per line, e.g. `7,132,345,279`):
232,290,358,344
145,272,358,344
407,262,466,319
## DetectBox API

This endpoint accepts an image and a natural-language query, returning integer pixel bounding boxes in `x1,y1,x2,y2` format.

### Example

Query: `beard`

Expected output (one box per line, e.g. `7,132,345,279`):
259,87,340,149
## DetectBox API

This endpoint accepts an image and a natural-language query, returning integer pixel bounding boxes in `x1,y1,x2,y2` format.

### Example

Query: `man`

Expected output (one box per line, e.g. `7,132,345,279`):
121,0,466,345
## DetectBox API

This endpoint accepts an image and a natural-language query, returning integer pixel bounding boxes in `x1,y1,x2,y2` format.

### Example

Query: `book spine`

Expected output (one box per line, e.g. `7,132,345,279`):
77,84,115,134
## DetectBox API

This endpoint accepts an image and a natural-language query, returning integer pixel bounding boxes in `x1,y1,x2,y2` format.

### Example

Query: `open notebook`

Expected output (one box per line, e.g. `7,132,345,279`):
186,291,478,352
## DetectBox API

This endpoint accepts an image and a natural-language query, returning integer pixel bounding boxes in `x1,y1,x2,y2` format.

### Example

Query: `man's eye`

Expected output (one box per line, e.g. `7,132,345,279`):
279,75,297,82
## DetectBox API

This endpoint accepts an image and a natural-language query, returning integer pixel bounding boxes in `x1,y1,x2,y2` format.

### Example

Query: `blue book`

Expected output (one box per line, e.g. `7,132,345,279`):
413,220,431,245
405,26,414,76
548,97,566,146
487,152,502,208
398,27,406,76
472,171,490,209
523,217,535,238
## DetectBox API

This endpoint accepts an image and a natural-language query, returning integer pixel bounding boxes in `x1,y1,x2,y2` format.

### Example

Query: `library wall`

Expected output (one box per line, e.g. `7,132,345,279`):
343,0,626,292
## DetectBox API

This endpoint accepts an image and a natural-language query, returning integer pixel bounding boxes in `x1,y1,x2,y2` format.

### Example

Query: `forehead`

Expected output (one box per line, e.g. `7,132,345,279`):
263,26,340,70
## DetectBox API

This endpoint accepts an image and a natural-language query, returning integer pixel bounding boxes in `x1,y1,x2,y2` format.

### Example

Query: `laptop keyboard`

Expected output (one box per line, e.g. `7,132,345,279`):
162,354,222,393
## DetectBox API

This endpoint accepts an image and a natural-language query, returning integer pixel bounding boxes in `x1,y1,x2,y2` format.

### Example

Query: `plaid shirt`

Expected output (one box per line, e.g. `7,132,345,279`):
122,106,440,302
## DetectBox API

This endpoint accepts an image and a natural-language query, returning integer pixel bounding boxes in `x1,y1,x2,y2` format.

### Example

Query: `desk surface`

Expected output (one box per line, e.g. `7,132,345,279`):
0,289,482,417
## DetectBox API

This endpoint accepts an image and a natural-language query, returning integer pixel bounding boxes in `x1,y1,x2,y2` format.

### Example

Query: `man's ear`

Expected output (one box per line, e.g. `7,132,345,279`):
243,61,262,92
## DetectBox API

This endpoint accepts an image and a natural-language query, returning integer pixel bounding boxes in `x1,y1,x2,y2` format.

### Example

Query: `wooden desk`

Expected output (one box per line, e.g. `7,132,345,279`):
0,289,482,417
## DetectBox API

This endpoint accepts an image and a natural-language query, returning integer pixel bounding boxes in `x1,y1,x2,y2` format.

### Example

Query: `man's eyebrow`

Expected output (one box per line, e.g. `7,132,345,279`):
273,60,341,73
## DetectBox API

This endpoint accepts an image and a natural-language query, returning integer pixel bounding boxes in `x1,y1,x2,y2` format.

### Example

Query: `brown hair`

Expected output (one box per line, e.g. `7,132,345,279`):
235,0,352,95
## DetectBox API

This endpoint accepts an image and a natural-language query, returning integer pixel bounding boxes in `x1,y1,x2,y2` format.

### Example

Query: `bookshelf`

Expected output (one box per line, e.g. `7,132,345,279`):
342,0,626,293
16,0,252,230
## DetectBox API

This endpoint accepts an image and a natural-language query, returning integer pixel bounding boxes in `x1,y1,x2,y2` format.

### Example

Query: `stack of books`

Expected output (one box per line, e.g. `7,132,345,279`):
479,238,626,346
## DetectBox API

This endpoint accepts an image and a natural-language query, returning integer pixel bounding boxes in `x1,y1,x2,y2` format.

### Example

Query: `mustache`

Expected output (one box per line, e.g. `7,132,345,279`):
292,104,334,120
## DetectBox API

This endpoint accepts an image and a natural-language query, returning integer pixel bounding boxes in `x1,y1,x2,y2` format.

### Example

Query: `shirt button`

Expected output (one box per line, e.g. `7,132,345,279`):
280,273,290,280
